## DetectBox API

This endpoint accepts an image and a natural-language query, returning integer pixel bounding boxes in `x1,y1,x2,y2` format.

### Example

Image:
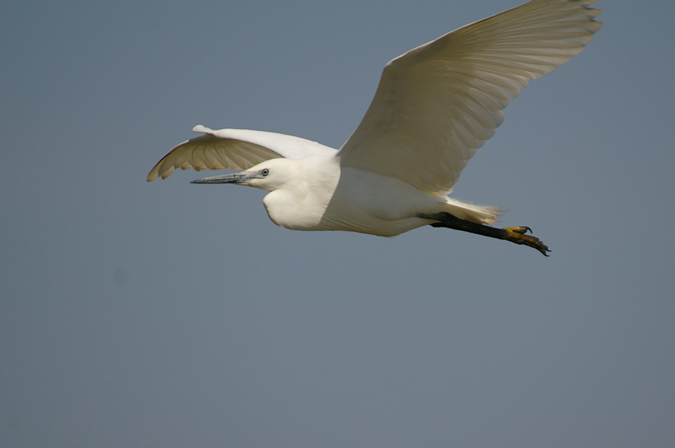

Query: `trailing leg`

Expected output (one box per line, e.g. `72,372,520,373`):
417,212,550,256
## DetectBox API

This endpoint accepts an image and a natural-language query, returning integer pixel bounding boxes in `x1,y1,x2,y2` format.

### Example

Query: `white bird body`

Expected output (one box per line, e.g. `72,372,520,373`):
148,0,603,255
313,165,451,236
223,151,501,237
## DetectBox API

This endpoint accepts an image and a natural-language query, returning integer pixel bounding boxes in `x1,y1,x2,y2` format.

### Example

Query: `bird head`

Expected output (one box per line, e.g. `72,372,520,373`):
190,158,293,192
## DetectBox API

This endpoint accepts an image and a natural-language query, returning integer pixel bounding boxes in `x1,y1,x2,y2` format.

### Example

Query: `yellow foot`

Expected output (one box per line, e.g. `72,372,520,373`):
502,227,550,256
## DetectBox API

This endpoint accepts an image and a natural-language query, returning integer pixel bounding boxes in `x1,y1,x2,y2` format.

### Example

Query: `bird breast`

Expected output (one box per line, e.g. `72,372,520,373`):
261,155,341,231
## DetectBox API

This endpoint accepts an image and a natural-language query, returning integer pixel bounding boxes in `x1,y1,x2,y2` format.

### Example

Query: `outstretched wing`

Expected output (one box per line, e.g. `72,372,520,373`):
338,0,602,194
147,125,335,181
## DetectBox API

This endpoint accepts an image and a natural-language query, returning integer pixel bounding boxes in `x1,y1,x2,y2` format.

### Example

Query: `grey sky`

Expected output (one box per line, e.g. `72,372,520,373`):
1,1,674,447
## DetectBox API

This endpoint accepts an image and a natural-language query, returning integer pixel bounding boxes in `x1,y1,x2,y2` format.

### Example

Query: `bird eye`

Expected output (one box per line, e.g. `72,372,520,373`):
261,168,270,176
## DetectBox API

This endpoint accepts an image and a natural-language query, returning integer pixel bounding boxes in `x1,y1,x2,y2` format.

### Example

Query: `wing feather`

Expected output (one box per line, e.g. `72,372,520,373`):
147,125,335,181
338,0,602,193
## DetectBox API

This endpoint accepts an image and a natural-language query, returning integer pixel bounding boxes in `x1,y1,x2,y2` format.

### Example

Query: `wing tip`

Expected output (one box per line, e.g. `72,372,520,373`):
146,166,161,182
147,163,178,181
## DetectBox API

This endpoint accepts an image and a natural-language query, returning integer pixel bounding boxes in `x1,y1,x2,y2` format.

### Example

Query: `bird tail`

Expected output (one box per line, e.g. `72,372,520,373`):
442,197,504,226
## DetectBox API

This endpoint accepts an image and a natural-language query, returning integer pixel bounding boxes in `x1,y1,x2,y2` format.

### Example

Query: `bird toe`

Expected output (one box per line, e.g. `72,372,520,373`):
501,227,550,256
503,226,532,235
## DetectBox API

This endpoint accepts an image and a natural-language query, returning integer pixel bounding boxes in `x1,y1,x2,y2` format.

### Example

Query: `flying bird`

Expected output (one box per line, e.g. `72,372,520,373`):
148,0,603,256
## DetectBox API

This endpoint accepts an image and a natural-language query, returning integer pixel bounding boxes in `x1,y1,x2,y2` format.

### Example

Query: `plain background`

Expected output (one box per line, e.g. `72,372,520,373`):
2,1,674,447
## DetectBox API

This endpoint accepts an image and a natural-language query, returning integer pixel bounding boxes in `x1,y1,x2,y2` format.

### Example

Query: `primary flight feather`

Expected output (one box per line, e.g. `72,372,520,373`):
148,0,603,255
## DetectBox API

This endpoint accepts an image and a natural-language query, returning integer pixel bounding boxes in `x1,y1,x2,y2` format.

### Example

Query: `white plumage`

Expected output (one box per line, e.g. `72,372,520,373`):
148,0,602,255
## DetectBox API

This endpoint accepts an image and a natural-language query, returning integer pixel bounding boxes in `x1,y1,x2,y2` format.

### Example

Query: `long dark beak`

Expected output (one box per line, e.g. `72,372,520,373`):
191,172,249,184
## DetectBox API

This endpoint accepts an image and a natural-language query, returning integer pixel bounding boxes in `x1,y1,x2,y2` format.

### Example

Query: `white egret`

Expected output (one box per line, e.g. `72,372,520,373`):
148,0,603,256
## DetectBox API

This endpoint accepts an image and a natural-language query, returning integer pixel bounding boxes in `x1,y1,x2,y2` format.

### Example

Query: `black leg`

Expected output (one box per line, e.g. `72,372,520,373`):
417,212,550,256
